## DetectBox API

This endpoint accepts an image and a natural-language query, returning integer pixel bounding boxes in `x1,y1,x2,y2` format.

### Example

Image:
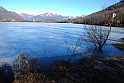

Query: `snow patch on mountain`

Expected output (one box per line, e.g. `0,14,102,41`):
20,12,76,21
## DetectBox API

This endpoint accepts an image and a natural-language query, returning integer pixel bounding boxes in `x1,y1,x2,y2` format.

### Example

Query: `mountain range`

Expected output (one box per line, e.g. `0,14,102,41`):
20,12,75,21
0,6,76,22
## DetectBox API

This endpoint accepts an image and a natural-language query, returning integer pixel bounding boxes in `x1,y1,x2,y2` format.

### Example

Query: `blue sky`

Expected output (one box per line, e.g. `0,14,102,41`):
0,0,121,16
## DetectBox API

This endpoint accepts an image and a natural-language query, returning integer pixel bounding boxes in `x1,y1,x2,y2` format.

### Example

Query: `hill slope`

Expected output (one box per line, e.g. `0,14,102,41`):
70,0,124,27
0,6,23,21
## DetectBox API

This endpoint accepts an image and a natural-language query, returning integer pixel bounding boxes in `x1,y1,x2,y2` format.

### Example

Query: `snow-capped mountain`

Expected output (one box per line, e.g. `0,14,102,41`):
19,13,35,20
20,12,75,21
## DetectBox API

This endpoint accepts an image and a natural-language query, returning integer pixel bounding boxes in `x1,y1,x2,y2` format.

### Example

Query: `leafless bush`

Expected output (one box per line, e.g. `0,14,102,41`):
81,25,111,53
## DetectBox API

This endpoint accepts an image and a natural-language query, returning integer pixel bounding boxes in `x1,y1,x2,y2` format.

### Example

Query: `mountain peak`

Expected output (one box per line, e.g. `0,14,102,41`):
45,12,54,14
44,12,58,16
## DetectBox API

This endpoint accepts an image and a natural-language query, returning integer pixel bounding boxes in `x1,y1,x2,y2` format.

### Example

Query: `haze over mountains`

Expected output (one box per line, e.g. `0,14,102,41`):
0,6,76,21
20,12,75,21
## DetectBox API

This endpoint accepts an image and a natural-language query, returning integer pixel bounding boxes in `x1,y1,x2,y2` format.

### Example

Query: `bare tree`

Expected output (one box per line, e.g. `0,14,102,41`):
81,25,108,53
81,13,116,53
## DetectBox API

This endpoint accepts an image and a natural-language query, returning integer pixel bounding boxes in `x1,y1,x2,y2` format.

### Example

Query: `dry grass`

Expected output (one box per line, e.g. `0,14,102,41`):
0,54,124,83
112,43,124,51
112,37,124,51
12,54,46,83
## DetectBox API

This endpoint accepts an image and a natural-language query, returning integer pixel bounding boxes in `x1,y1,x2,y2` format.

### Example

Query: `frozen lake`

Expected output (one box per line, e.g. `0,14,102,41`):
0,22,124,63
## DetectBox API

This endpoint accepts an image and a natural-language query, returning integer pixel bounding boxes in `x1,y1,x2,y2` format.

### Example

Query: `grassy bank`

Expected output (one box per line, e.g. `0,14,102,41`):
112,37,124,51
0,54,124,83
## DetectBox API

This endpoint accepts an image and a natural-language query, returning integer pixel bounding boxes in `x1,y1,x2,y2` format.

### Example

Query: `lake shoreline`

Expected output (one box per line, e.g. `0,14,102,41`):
1,21,124,28
112,37,124,51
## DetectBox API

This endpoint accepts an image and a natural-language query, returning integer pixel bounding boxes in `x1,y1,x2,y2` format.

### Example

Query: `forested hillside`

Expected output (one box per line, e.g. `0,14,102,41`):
68,0,124,27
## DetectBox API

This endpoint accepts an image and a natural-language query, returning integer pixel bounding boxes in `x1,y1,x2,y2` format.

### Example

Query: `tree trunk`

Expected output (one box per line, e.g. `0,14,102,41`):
97,47,103,53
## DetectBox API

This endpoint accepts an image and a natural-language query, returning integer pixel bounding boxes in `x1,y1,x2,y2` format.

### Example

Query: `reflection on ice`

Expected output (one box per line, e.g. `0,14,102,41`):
0,22,124,64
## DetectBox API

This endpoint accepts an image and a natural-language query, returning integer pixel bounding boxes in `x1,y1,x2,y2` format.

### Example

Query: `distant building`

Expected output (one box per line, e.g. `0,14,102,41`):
12,19,15,22
112,13,116,19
